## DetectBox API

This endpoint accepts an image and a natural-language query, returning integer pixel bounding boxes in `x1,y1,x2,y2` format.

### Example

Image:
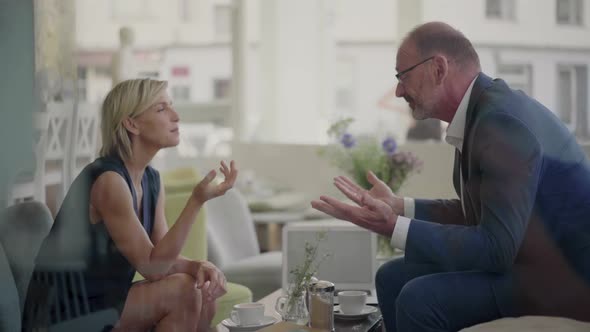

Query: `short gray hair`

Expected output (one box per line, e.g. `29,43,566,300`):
405,22,480,69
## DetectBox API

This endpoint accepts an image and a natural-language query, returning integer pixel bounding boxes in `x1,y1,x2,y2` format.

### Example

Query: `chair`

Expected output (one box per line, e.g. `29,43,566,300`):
163,190,252,327
10,103,75,211
0,201,116,332
68,102,100,184
9,112,49,205
206,189,283,300
25,268,118,332
43,102,74,211
0,202,117,332
0,202,53,331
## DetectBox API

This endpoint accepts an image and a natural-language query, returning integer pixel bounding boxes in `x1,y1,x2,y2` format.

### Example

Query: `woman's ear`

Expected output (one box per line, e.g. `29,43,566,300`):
122,117,140,136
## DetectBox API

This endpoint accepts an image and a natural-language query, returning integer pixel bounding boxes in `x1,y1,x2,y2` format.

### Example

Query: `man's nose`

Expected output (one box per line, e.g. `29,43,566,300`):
395,83,405,98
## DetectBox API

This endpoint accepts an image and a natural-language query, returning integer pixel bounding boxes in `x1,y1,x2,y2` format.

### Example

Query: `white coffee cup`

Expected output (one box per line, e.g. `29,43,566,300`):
338,290,367,315
230,303,265,326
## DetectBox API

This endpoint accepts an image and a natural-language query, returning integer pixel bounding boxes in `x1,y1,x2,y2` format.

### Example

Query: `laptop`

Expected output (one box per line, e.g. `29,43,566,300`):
282,219,379,304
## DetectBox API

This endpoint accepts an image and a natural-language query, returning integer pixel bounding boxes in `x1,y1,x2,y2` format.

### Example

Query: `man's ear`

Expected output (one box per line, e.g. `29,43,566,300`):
432,55,449,85
122,117,140,136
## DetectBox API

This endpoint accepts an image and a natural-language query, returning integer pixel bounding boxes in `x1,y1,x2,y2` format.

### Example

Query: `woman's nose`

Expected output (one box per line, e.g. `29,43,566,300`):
171,108,180,122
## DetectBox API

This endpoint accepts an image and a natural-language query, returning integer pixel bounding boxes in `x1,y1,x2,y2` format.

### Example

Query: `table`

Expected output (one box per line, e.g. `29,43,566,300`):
216,289,282,332
216,289,383,332
251,207,333,252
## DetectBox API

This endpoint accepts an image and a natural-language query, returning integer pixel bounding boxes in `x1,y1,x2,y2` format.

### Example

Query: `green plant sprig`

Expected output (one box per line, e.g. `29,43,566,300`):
287,232,331,310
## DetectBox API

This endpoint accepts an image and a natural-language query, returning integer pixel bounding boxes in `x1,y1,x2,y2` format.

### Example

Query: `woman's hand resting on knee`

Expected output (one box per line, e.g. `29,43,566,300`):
169,258,227,302
194,260,227,302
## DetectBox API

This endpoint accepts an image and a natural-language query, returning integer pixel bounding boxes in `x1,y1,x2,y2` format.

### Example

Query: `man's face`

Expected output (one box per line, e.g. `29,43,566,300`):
394,43,438,120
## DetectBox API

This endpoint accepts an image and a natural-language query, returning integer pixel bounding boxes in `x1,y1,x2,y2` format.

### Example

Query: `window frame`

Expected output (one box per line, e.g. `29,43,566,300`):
557,64,589,139
556,0,584,26
485,0,516,21
213,4,232,38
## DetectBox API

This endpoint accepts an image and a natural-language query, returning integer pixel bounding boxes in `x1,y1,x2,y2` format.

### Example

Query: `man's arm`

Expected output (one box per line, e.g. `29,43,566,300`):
413,198,466,225
403,113,542,272
404,148,468,225
389,197,466,250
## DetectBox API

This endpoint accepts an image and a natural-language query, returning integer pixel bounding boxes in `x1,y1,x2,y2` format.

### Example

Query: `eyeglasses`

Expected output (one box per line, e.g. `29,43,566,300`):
395,56,434,84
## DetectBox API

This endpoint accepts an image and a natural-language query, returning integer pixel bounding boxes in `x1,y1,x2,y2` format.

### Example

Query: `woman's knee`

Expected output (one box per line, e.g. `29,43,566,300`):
164,273,203,308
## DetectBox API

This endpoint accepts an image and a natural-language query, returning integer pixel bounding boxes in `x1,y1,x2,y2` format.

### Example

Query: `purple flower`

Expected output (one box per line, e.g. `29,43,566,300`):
340,133,356,148
381,137,397,155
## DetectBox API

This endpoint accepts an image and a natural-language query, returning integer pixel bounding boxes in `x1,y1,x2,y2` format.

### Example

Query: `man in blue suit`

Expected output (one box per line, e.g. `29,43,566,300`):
312,22,590,331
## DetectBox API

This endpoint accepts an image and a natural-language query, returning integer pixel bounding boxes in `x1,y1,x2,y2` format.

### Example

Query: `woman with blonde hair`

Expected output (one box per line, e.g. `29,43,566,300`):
25,78,236,331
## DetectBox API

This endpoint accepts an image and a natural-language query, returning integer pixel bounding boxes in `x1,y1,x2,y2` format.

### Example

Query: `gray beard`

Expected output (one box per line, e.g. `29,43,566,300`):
411,107,430,120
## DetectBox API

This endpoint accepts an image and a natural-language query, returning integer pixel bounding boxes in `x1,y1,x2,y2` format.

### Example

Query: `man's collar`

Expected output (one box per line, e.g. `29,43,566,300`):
445,75,479,152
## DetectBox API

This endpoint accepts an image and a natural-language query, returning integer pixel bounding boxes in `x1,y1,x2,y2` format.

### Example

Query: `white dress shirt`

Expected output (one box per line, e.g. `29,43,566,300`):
390,75,479,250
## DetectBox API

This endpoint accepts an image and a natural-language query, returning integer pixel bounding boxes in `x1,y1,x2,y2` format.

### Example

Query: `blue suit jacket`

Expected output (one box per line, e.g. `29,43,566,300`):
406,73,590,318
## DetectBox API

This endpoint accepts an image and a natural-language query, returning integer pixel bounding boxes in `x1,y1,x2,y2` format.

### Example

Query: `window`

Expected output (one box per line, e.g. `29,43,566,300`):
214,5,231,38
486,0,516,20
335,88,354,110
180,0,197,22
556,0,584,25
111,0,153,20
171,66,190,78
171,85,191,102
213,79,231,100
138,71,159,79
334,58,357,115
558,65,589,138
497,63,533,96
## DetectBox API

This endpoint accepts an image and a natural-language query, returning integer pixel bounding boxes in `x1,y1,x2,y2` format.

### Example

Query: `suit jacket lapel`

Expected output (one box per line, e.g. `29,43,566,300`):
452,149,462,199
462,73,494,171
460,73,494,224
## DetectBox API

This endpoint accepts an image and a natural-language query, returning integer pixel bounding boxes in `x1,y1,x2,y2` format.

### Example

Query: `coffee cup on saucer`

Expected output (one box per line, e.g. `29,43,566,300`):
338,290,367,315
230,303,265,326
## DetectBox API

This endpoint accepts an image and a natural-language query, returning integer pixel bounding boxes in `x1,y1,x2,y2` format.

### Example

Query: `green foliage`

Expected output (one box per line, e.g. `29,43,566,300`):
287,232,331,308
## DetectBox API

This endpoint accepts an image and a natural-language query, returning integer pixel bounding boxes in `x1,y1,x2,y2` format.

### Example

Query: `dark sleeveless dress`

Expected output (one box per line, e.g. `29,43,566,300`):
23,156,160,328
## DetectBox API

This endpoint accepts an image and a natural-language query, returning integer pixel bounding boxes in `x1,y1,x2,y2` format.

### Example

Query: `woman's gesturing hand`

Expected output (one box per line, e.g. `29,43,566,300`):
192,160,238,203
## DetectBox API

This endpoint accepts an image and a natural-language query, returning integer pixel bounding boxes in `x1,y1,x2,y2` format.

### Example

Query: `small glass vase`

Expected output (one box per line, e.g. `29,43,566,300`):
275,286,309,326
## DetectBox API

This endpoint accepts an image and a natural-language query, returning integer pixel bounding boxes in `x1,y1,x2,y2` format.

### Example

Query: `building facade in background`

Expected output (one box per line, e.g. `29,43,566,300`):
75,0,590,143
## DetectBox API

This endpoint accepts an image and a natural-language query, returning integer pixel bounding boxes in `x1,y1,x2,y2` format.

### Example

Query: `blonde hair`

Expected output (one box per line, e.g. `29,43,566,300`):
99,78,168,160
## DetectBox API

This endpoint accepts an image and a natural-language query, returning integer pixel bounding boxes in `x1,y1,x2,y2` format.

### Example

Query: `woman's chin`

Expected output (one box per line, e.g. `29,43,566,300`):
160,138,180,149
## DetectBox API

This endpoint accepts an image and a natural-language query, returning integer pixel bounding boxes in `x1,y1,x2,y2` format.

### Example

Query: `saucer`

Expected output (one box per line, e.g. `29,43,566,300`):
221,316,277,331
334,305,378,320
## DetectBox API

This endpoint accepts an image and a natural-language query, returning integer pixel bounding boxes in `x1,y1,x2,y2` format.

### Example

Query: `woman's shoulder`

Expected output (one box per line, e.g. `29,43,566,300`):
91,156,126,172
72,156,125,180
67,156,125,191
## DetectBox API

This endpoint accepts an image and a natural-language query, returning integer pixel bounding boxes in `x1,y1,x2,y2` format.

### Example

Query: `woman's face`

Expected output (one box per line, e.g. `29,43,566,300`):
132,90,180,149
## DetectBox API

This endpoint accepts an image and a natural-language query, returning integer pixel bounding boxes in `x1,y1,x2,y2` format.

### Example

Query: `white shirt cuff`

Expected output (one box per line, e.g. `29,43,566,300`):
403,197,415,218
390,216,411,251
